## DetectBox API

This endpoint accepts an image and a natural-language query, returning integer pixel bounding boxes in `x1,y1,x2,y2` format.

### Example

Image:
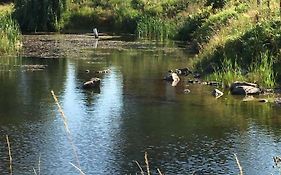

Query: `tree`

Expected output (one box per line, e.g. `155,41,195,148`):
14,0,69,32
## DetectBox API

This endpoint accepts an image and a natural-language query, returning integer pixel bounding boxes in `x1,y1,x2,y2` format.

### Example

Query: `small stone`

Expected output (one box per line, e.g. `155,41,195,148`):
274,98,281,104
258,99,268,103
184,89,191,94
212,89,223,98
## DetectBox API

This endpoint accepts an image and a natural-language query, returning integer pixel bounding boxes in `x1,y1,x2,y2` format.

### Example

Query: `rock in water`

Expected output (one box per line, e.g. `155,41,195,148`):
83,78,101,89
212,89,223,98
230,81,261,95
171,73,180,87
175,68,192,76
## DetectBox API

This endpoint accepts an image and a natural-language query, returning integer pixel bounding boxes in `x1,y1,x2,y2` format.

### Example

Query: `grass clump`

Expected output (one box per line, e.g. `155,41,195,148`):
207,52,276,88
136,16,177,41
247,52,276,88
0,4,21,55
206,58,245,87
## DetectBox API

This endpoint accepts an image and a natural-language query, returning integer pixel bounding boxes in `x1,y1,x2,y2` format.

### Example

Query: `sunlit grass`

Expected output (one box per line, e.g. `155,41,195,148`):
0,4,21,55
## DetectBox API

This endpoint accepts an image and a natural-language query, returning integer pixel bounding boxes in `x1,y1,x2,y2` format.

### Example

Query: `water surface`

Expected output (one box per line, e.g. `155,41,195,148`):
0,39,281,175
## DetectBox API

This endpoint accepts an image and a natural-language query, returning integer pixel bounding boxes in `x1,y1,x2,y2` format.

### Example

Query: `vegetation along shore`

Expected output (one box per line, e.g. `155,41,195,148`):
1,0,281,88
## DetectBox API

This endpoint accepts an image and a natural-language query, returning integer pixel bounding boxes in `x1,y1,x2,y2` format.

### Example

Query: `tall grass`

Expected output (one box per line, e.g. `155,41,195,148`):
0,6,21,55
206,58,245,87
207,52,276,88
136,16,177,41
247,52,276,87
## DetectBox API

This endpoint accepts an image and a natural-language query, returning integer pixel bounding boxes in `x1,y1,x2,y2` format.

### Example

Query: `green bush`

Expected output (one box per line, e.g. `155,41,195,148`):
192,8,239,44
176,8,211,41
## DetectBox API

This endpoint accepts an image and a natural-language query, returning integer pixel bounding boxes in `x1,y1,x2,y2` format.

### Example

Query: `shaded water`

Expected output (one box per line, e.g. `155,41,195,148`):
1,39,281,174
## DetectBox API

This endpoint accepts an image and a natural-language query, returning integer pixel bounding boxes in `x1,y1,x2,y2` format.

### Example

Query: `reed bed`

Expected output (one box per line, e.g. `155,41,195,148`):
0,5,21,55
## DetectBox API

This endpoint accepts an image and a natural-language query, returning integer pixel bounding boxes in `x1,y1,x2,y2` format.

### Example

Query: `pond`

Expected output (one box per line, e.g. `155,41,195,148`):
0,35,281,175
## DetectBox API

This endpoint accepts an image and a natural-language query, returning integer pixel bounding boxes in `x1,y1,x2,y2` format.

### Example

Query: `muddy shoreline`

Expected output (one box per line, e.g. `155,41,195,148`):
21,34,184,59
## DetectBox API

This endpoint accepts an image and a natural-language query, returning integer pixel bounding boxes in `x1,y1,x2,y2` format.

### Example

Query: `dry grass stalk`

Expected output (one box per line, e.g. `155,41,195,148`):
145,152,150,175
234,153,243,175
70,162,86,175
6,135,12,175
51,90,70,134
135,160,145,175
33,154,41,175
51,90,84,175
157,168,164,175
33,168,37,175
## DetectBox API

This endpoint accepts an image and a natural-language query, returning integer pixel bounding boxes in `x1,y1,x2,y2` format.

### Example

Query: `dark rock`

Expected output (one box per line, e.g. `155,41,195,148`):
193,72,201,78
258,99,268,103
230,81,261,95
163,73,173,81
212,89,223,98
175,68,192,76
83,78,101,89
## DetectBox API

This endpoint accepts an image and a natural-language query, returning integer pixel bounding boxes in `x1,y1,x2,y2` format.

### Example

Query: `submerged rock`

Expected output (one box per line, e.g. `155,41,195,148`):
212,89,223,98
83,78,101,89
230,81,261,95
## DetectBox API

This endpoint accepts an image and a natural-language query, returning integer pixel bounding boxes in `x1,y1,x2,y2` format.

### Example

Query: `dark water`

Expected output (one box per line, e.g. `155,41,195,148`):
1,40,281,175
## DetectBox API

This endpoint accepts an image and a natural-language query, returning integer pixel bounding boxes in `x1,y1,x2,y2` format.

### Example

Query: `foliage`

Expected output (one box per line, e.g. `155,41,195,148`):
207,52,276,88
192,7,239,45
0,4,21,55
14,0,69,32
206,58,245,87
136,16,177,40
205,0,228,9
247,52,276,87
176,8,211,41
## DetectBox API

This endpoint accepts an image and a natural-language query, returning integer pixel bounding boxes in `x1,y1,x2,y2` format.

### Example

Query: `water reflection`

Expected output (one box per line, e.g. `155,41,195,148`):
0,42,281,174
